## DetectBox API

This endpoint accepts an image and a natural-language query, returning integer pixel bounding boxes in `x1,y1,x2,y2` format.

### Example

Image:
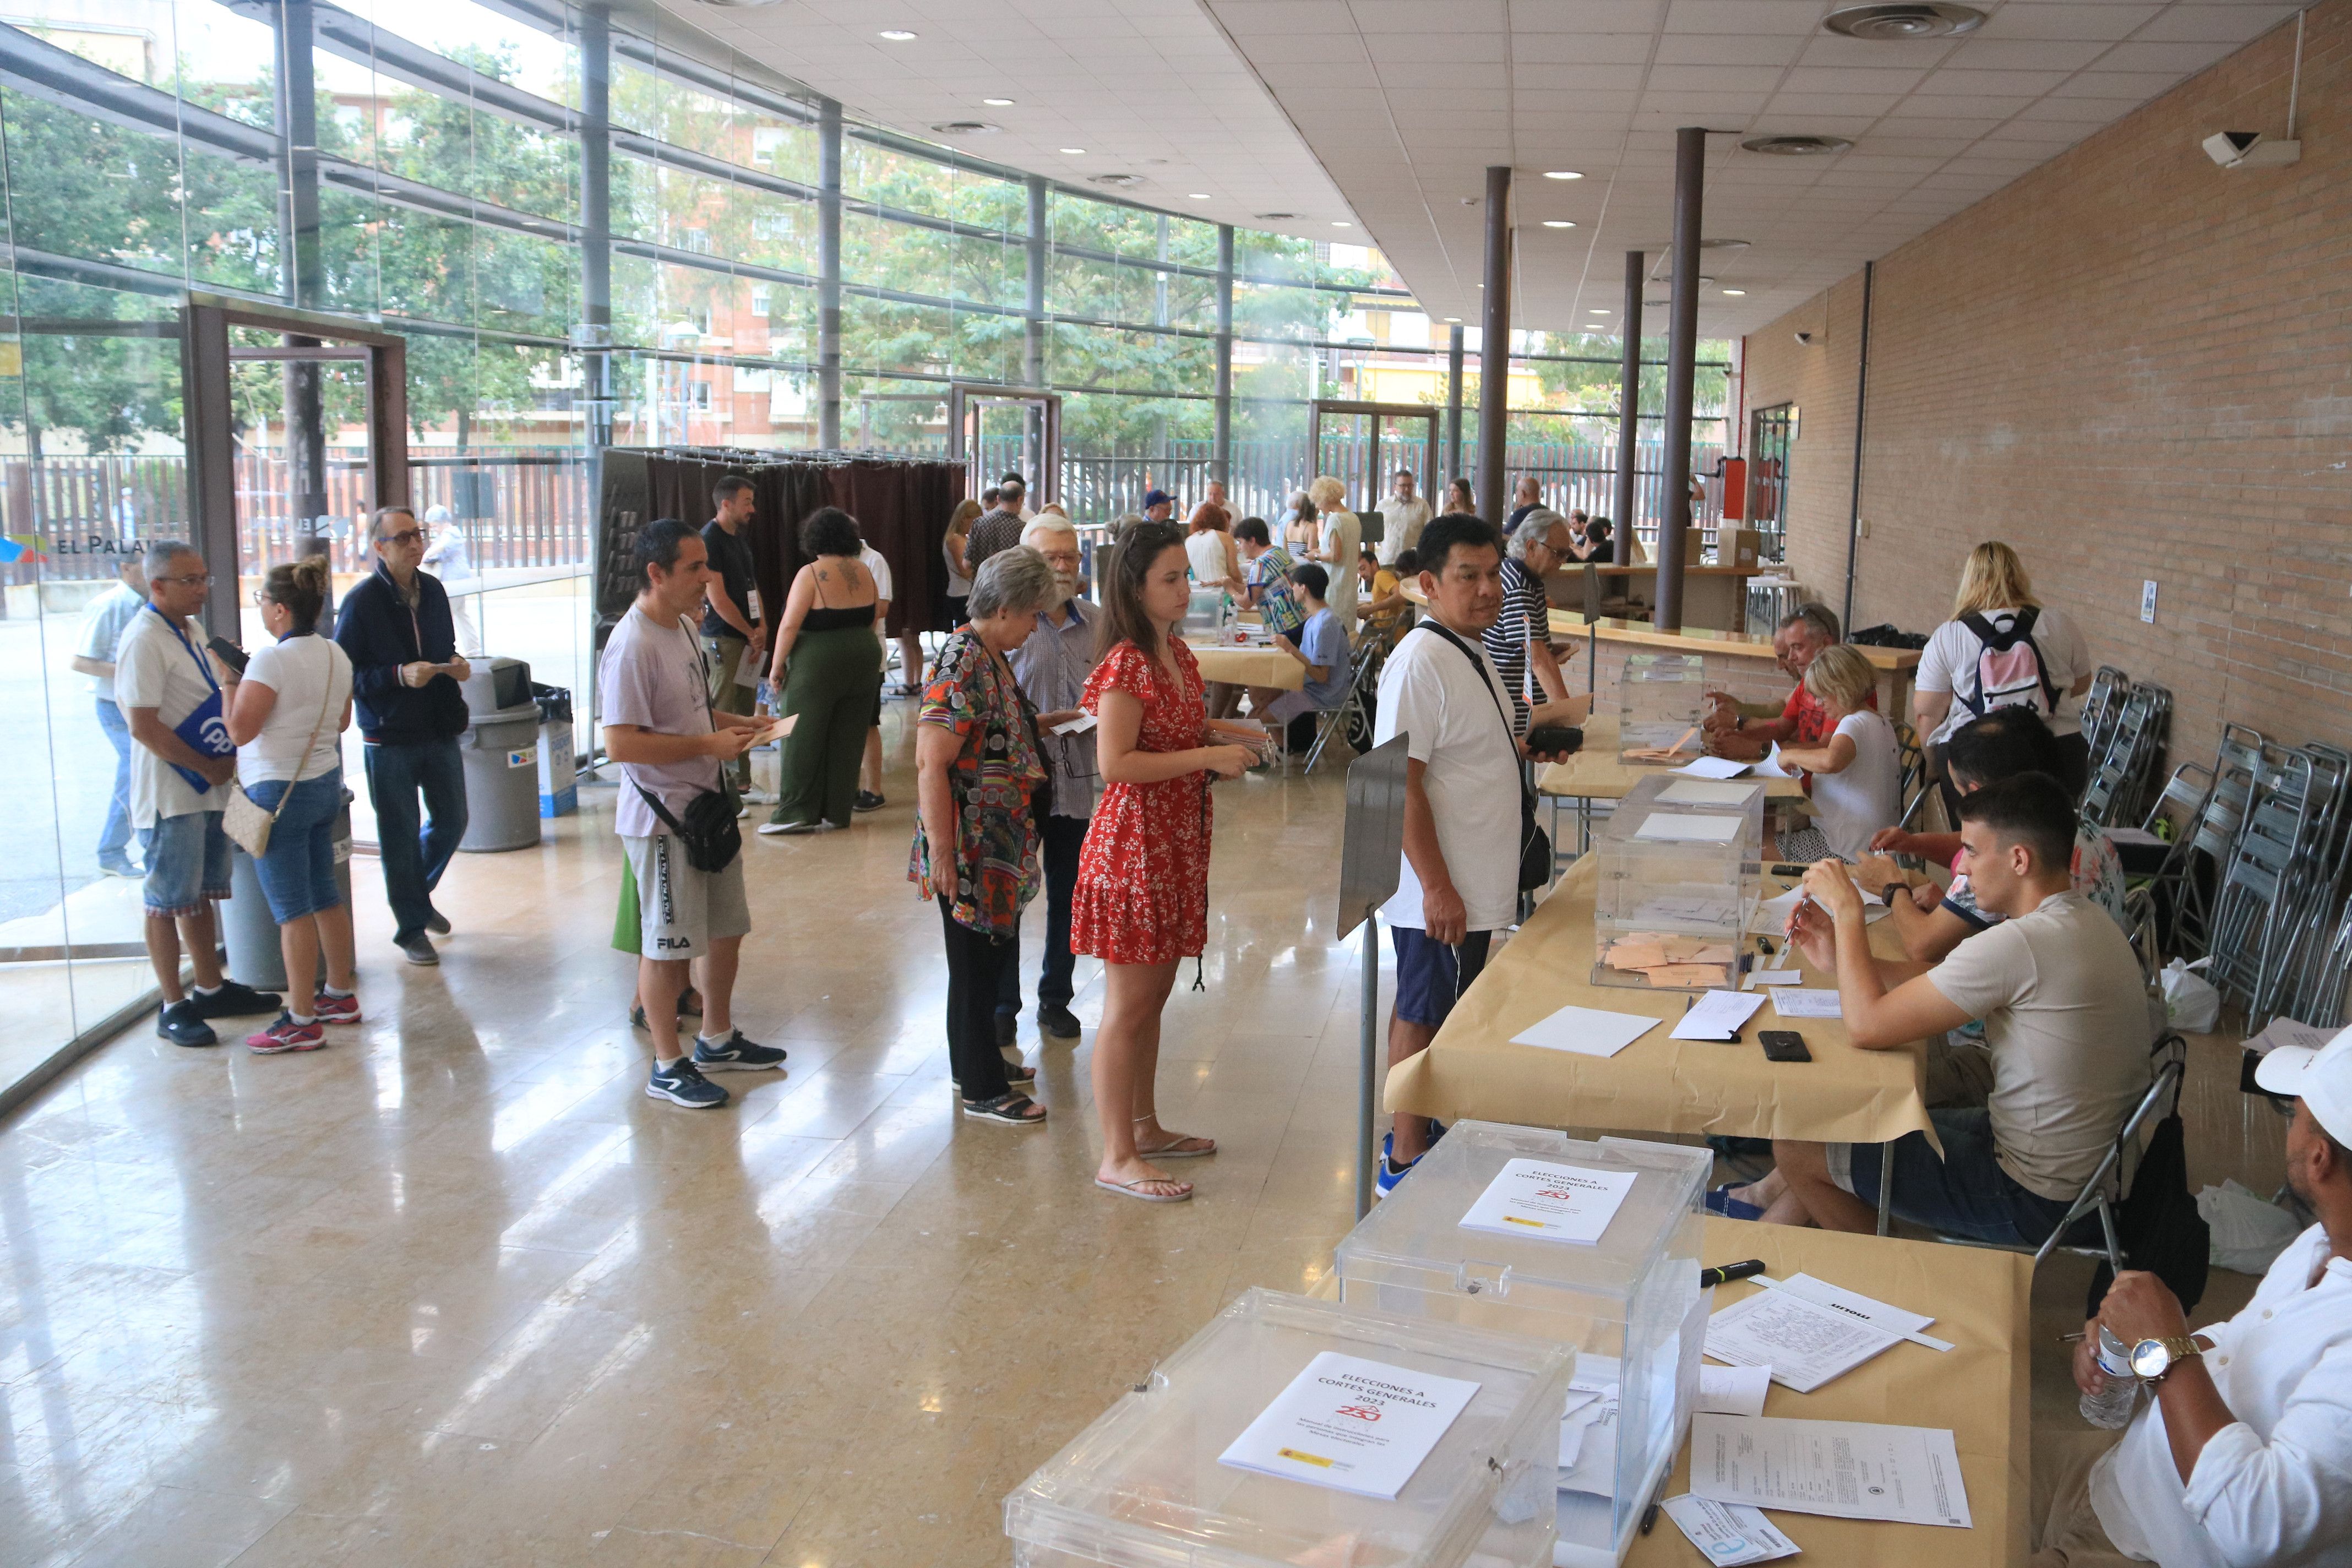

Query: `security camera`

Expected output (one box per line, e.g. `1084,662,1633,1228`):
2203,130,2301,169
1794,330,1815,346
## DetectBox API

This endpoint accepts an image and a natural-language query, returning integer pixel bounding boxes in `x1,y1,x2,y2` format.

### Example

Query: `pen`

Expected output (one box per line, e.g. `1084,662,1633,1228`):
1698,1259,1767,1289
1640,1474,1669,1536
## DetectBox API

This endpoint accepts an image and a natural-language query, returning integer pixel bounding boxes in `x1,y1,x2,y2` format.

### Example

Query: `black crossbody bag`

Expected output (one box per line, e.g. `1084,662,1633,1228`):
1418,622,1552,891
634,616,742,873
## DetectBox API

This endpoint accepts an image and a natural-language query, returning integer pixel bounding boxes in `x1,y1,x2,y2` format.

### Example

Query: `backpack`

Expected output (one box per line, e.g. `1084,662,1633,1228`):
1957,606,2061,718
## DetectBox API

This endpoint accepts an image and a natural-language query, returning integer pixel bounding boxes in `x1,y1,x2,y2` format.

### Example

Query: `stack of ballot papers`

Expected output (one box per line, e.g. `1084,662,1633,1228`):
1703,1274,1951,1393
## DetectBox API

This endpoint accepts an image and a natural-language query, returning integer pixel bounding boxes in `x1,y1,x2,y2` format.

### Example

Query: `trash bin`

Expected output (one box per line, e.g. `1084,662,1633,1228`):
220,790,355,991
533,682,578,818
458,655,545,852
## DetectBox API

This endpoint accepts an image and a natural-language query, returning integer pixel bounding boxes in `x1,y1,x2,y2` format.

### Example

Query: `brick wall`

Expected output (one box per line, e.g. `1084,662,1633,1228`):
1740,1,2352,767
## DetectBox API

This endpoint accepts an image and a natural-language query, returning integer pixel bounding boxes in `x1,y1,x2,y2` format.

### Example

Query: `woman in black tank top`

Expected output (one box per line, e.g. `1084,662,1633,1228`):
761,508,882,834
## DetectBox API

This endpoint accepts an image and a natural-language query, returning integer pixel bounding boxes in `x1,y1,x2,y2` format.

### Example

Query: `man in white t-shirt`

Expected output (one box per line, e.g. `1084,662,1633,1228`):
601,519,781,1109
116,541,280,1046
1373,515,1580,1196
1732,774,2150,1242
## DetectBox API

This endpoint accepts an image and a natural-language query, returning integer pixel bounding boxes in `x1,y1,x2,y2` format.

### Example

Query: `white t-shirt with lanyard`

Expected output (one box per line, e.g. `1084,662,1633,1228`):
115,605,232,827
1373,620,1524,934
238,634,352,787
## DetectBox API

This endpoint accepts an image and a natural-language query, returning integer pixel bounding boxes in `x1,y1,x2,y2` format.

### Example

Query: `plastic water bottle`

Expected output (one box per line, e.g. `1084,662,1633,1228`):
2079,1327,2141,1429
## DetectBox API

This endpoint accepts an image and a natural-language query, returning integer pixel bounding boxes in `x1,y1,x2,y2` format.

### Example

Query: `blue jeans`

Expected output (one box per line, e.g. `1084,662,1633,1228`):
1842,1107,2077,1246
362,737,467,940
997,813,1088,1016
140,811,231,918
96,697,135,867
247,770,345,923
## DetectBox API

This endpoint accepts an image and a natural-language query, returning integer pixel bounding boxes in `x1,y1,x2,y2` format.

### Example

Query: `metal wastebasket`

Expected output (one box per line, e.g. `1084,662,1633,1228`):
458,655,545,852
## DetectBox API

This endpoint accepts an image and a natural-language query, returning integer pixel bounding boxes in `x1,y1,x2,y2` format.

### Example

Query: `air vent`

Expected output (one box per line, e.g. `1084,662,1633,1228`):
929,121,1000,136
1822,3,1984,40
1700,237,1750,251
1255,211,1298,220
1740,134,1854,156
1090,173,1145,188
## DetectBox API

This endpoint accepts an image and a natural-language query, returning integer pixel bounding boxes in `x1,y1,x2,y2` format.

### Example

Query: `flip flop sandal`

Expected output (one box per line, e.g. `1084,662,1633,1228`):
1136,1134,1216,1159
1703,1182,1767,1222
1095,1175,1193,1202
962,1091,1046,1125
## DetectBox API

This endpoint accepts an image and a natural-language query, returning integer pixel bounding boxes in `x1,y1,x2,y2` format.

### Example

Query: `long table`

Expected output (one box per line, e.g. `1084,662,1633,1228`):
1385,857,1937,1229
1189,643,1303,690
1622,1217,2033,1568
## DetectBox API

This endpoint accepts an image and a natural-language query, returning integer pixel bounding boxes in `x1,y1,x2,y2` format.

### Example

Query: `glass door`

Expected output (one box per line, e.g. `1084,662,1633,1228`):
947,383,1061,508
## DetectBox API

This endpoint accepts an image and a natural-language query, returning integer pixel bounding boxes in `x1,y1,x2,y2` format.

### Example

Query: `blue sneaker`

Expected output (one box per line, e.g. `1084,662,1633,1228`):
692,1030,787,1072
1374,1152,1419,1197
646,1058,729,1108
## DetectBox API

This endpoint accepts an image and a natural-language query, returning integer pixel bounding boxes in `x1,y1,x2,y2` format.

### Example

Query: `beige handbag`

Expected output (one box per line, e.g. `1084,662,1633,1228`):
224,668,336,858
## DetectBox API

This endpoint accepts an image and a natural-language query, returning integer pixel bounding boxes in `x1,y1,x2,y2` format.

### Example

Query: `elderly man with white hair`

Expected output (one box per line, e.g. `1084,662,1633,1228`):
994,514,1101,1046
1486,509,1576,733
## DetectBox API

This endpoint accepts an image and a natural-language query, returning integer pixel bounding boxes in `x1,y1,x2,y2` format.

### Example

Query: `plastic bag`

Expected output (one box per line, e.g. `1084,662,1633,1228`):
2197,1178,2302,1274
2162,957,2221,1033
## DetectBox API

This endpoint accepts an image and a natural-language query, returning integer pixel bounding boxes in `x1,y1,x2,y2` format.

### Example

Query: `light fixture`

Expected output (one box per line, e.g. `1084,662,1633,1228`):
929,121,998,135
1588,307,1610,314
878,29,917,40
1059,147,1085,155
1722,288,1747,296
1444,316,1461,322
1822,3,1985,40
1332,220,1352,227
1540,220,1576,229
1741,134,1853,156
1188,193,1210,200
1542,170,1583,180
982,97,1014,107
1089,172,1144,188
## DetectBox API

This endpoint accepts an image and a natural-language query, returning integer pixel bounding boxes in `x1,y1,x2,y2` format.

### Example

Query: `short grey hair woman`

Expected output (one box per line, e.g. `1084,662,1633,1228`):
911,545,1060,1125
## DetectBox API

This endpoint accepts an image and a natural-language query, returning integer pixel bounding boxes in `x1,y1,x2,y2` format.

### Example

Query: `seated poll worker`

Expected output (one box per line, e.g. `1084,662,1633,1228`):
1246,562,1352,741
2036,1025,2352,1568
1720,775,2150,1243
1373,514,1580,1195
1700,603,1873,766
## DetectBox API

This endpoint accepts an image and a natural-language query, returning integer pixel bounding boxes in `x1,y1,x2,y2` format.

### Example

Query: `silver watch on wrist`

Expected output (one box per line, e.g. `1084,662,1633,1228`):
2129,1335,2203,1382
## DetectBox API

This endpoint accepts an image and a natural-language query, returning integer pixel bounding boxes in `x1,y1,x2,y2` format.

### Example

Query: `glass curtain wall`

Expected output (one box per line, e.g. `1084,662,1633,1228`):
0,0,1727,1080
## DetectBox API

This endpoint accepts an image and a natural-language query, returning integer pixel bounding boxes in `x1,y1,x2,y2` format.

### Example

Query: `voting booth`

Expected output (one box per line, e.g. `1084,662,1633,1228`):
1591,776,1763,992
1004,1288,1572,1568
1615,654,1706,759
1331,1125,1711,1568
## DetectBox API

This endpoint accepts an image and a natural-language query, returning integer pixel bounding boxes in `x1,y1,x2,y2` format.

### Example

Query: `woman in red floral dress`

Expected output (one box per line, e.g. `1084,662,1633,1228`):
1074,522,1265,1202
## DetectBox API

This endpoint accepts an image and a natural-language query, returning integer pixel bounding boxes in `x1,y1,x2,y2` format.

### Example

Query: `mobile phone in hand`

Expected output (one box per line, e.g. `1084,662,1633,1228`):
1760,1030,1812,1064
1525,724,1583,756
206,634,250,675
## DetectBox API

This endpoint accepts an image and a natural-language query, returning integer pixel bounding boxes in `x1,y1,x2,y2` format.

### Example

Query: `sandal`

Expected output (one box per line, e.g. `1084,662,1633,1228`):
1002,1059,1037,1084
1703,1182,1766,1222
1095,1174,1193,1202
1135,1115,1215,1158
962,1091,1046,1125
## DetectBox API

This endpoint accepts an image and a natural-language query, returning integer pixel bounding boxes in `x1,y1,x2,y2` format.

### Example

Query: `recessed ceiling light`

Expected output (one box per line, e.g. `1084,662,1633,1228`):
1059,148,1085,155
1722,288,1747,296
878,29,917,40
1741,134,1853,156
1542,170,1583,180
1332,220,1352,227
1188,193,1211,200
1444,317,1461,322
1540,220,1576,229
982,97,1014,107
1588,307,1610,314
1823,3,1985,41
1255,211,1297,220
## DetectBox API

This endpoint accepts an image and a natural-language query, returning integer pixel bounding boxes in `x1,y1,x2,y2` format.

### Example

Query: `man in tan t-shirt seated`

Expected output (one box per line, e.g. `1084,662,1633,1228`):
1719,773,2151,1242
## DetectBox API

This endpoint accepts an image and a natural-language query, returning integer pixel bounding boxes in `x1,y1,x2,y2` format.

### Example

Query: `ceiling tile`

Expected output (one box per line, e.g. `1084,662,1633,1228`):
1653,33,1807,66
1664,0,1827,34
2136,6,2301,45
2098,40,2242,72
1778,66,1928,94
1974,3,2159,41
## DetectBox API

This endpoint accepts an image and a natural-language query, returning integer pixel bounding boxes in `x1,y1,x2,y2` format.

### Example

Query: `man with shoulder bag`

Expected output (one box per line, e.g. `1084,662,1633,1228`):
1370,514,1580,1196
600,518,785,1109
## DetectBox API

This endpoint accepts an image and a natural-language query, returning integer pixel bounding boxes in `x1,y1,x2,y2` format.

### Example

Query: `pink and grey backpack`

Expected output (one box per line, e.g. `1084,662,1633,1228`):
1957,607,2061,717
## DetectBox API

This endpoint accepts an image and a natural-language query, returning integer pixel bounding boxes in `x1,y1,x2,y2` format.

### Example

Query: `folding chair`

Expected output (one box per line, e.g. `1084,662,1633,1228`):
2157,725,2267,958
1300,636,1382,775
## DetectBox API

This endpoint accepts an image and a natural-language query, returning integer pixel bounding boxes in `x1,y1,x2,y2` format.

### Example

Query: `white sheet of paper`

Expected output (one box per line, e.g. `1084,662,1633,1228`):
1696,1362,1774,1417
1050,712,1097,736
1558,1385,1621,1496
2246,1017,2335,1057
1690,1415,1974,1528
1770,989,1843,1020
1744,971,1804,988
1635,813,1745,843
1767,1274,1951,1352
1705,1287,1901,1393
1510,1005,1660,1059
1673,989,1768,1041
1662,778,1766,807
1674,755,1755,781
1556,1385,1608,1468
1662,1494,1801,1566
733,653,761,688
1217,1351,1480,1500
1754,745,1794,778
1458,1158,1640,1245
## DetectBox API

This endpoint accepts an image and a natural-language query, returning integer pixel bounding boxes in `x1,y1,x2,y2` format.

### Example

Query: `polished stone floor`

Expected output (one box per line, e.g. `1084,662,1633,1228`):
1,709,2283,1566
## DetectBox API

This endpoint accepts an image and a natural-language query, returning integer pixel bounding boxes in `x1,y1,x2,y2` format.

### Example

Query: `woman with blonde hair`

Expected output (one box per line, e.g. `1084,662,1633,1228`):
941,496,981,627
1305,475,1362,625
1776,644,1901,862
1914,540,2094,799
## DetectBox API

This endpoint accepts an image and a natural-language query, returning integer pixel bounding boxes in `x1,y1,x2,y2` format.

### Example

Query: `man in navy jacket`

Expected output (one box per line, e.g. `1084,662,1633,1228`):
335,505,471,965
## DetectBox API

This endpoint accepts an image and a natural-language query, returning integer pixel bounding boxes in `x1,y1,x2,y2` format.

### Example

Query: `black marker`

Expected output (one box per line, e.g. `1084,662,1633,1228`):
1698,1259,1767,1289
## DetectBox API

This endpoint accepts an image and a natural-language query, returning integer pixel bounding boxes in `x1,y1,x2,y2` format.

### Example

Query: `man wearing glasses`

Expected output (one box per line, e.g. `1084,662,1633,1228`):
334,505,471,966
116,541,281,1044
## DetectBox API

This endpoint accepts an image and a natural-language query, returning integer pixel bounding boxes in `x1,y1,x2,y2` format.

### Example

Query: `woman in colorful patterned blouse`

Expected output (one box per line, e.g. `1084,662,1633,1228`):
911,546,1060,1125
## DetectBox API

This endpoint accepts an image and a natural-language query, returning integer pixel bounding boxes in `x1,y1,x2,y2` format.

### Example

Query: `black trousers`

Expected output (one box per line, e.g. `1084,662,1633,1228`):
997,813,1088,1017
940,897,1019,1102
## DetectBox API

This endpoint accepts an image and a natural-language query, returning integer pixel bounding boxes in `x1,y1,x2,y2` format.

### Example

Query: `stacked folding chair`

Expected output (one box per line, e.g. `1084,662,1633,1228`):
2077,667,2131,772
2080,680,2171,829
2146,723,2267,959
2204,742,2352,1030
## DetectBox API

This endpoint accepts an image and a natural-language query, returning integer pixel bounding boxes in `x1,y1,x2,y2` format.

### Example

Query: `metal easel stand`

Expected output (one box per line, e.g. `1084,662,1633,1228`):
1340,736,1411,1219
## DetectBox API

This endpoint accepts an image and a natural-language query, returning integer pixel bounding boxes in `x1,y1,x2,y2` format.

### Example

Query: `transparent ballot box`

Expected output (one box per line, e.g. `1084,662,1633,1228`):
1590,776,1761,991
1615,654,1705,760
1331,1125,1711,1568
1004,1287,1572,1568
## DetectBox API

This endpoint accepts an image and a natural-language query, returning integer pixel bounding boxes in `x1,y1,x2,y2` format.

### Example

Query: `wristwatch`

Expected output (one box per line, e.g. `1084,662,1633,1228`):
2130,1336,2205,1383
1882,881,1907,908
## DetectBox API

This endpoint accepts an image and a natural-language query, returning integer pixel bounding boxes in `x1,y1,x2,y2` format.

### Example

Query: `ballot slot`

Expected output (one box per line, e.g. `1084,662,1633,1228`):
1002,1287,1574,1568
1331,1122,1711,1568
1592,775,1763,994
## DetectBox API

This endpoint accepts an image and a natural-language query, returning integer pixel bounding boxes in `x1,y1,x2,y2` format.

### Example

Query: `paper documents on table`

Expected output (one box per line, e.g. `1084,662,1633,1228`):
1743,970,1803,989
1705,1272,1946,1392
1765,1273,1952,1352
1672,990,1767,1042
1662,1494,1801,1566
1511,1005,1660,1059
1690,1414,1974,1528
1049,712,1097,736
1635,813,1746,843
1458,1158,1638,1245
1769,989,1843,1020
1696,1363,1773,1417
1662,778,1766,807
1218,1351,1479,1500
1674,755,1755,781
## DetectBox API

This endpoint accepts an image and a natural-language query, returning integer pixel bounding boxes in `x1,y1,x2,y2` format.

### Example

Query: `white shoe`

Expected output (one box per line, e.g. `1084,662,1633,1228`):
741,789,777,805
759,820,820,836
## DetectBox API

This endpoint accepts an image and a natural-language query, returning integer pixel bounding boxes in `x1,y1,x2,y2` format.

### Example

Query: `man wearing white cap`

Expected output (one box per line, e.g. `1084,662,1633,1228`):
2035,1026,2352,1566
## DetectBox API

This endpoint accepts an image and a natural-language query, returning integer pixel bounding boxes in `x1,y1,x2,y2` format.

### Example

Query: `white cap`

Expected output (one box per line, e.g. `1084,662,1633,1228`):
2255,1023,2352,1146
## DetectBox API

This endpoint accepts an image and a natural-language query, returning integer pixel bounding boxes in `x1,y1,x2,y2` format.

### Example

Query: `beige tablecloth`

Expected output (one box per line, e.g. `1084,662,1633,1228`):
1189,643,1305,690
1537,715,1808,803
1385,857,1936,1150
1625,1217,2032,1568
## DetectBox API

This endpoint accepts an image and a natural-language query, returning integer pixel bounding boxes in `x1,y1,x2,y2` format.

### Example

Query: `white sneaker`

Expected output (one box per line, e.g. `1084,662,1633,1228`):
759,820,820,836
742,788,777,805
